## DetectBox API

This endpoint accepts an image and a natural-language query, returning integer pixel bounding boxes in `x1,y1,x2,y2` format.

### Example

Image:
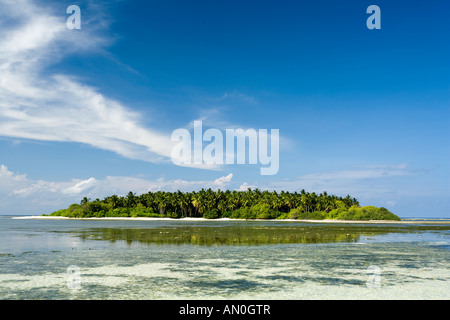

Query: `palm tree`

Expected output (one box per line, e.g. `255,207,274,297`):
80,197,90,206
63,188,363,219
126,191,136,208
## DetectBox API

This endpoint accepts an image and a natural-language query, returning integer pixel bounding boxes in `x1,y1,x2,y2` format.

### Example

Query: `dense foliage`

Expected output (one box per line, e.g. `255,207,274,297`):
48,188,401,221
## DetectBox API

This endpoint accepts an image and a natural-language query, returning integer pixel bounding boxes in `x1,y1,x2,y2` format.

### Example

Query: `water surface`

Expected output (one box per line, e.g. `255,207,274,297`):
1,216,449,299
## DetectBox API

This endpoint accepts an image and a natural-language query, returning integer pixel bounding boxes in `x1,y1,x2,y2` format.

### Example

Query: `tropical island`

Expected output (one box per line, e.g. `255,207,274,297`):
46,189,401,221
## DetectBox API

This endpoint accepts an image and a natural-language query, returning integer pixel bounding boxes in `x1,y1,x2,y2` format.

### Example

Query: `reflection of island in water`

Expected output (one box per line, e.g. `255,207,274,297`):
72,224,411,246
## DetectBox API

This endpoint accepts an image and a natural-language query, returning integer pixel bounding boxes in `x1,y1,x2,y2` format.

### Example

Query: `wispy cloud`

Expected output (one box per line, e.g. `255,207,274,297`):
268,164,412,194
295,164,411,183
0,0,175,164
216,91,258,105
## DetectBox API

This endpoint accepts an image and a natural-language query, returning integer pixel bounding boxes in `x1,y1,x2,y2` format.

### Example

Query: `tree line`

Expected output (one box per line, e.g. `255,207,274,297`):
48,188,400,220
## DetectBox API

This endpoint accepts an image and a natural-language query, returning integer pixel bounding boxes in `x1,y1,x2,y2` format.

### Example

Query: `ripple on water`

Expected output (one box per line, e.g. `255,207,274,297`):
1,218,449,299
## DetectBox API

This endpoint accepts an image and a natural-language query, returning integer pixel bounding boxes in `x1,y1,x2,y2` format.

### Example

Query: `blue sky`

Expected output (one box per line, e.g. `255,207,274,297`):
0,0,448,217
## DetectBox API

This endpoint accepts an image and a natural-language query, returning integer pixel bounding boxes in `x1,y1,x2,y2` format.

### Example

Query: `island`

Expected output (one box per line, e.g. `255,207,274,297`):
46,189,401,221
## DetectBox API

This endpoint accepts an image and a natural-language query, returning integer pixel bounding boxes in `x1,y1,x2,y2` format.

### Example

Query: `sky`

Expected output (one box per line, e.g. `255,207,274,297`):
0,0,449,217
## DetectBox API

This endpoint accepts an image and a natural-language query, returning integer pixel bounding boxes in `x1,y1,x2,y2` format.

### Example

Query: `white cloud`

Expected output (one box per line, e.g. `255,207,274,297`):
0,164,234,215
0,1,286,171
214,173,233,186
62,177,97,195
0,0,176,164
236,182,257,191
0,164,27,182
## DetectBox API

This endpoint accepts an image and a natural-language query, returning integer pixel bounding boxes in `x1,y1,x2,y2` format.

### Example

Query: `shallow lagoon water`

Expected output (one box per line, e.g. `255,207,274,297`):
0,216,449,299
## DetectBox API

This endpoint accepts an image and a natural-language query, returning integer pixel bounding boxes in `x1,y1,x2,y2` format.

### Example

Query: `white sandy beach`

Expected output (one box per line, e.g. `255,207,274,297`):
12,215,450,224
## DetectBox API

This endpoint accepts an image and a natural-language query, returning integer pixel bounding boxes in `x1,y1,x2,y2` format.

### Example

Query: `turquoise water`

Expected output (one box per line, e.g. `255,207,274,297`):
0,216,449,299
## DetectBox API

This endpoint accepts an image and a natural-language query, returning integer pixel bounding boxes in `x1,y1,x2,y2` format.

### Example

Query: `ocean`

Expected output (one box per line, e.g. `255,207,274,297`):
0,216,449,300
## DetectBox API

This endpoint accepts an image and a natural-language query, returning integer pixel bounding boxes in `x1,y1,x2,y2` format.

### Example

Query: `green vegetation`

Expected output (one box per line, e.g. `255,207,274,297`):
47,188,400,221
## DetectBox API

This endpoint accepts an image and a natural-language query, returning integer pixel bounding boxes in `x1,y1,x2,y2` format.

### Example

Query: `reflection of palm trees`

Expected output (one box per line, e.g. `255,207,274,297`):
76,225,384,246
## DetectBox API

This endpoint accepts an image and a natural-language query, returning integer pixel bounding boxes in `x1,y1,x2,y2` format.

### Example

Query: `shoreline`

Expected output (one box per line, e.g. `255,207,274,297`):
11,216,450,224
